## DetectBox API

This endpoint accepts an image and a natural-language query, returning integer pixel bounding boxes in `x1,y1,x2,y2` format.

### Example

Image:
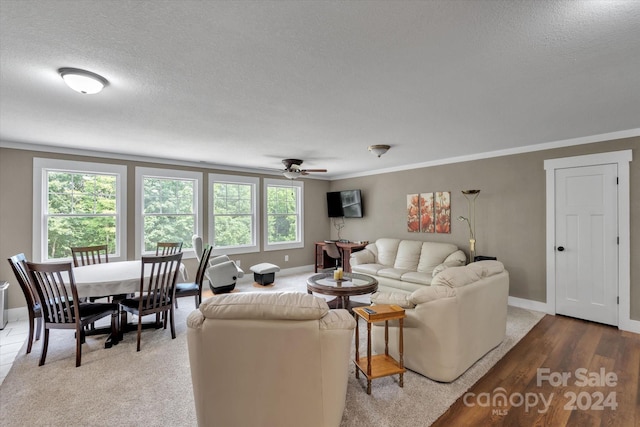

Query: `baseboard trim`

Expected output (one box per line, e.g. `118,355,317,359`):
6,306,28,323
619,318,640,334
508,296,549,313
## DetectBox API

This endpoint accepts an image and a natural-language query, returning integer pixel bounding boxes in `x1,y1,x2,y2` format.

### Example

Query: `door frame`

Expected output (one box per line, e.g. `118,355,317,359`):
544,149,636,332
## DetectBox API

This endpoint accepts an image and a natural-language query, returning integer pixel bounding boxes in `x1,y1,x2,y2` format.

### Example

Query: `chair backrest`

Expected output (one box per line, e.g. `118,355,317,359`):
195,246,213,288
7,253,39,308
71,244,109,267
155,242,183,256
138,252,183,311
25,261,80,325
323,241,342,260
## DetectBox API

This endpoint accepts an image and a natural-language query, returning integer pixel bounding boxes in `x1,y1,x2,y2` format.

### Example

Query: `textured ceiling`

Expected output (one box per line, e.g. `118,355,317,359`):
1,1,639,179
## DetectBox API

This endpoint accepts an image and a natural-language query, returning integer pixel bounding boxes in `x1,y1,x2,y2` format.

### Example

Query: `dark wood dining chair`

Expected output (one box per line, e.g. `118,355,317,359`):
155,241,183,256
71,244,111,307
175,245,213,308
119,252,183,351
24,261,118,367
7,253,42,354
70,244,109,267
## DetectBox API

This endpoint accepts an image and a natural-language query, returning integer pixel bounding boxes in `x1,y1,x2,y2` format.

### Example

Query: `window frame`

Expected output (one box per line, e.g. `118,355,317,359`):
208,173,260,256
135,167,203,259
33,158,127,263
263,178,304,251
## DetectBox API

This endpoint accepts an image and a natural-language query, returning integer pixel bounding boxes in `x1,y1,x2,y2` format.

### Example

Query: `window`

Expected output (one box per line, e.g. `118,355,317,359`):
135,168,202,258
263,178,304,251
209,174,259,255
33,158,127,262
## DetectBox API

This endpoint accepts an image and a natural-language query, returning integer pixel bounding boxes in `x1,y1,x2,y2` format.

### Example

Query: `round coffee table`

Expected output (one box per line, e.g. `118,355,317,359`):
307,272,378,311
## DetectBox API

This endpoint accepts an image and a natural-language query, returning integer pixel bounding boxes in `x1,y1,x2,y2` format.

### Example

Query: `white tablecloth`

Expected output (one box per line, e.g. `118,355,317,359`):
71,260,188,299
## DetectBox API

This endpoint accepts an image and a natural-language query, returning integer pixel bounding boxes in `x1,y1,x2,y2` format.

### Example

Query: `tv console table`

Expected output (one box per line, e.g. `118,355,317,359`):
314,241,367,273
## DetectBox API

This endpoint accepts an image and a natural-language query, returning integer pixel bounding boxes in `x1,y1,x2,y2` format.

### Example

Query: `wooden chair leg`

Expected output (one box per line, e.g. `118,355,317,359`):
136,317,143,352
75,326,82,367
39,329,49,366
170,307,176,339
26,312,35,354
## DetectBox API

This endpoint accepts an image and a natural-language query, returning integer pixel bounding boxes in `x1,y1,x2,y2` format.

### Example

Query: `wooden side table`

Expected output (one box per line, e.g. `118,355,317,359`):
353,304,406,394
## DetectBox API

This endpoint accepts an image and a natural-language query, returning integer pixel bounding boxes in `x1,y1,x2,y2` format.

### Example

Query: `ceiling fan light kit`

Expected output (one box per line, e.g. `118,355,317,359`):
58,67,108,94
368,144,390,157
281,159,327,179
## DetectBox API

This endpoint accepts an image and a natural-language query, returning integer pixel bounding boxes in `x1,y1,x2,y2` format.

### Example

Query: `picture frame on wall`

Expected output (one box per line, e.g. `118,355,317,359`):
420,192,434,233
435,191,451,233
407,194,420,232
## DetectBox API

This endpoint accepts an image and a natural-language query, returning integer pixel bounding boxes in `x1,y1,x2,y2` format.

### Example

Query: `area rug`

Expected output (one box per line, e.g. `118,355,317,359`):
0,270,544,426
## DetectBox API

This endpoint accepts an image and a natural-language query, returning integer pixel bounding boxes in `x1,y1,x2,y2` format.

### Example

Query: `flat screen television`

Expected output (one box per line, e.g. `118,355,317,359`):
326,190,363,218
326,191,344,217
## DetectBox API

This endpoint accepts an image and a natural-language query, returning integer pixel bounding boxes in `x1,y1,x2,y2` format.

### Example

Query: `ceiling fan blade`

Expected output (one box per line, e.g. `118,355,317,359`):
301,169,327,173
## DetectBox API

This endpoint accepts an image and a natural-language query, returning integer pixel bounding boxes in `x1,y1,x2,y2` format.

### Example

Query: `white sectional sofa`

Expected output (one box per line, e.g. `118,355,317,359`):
370,260,509,382
350,238,467,293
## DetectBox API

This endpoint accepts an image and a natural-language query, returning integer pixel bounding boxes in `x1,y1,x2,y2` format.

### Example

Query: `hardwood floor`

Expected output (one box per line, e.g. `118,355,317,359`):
432,315,640,427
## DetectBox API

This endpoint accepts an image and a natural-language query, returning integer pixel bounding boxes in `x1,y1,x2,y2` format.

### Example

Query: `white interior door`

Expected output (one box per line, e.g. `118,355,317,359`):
555,164,618,326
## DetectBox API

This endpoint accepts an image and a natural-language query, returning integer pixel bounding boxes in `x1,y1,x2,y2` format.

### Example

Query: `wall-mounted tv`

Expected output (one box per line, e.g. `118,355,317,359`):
326,189,363,218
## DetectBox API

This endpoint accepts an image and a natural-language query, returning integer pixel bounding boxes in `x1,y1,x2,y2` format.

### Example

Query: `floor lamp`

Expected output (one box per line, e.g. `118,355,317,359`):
458,189,480,263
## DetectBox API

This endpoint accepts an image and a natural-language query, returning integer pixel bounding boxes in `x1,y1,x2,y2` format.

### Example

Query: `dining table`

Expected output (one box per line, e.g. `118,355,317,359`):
68,260,188,347
71,260,188,298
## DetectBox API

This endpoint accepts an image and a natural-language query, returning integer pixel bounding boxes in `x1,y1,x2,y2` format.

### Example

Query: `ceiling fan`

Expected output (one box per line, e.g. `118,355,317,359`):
281,159,327,179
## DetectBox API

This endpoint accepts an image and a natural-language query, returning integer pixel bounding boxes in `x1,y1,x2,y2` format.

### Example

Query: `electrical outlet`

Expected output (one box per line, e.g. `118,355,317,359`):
285,255,289,262
235,259,241,267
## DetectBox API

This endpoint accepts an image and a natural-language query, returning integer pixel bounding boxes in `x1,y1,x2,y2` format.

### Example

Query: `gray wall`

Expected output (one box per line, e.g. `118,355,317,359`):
329,137,639,320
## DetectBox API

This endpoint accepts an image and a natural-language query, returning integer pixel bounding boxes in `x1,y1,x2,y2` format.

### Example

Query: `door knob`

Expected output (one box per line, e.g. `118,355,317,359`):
557,246,565,252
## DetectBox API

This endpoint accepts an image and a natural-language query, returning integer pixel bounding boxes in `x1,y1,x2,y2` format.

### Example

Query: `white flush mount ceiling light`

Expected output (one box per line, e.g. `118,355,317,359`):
368,144,391,157
283,170,301,179
58,67,108,94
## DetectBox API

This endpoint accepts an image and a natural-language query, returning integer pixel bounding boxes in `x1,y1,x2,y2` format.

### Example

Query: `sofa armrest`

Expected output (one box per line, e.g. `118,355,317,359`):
432,250,467,276
371,292,415,308
409,285,457,305
320,309,357,330
350,249,375,266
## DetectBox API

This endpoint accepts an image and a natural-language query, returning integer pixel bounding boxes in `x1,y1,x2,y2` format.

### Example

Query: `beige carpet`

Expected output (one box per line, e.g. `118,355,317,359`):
0,270,544,426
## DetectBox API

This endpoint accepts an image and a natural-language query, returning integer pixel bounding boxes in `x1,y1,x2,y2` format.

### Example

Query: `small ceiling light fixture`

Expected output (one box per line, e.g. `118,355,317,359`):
58,67,108,94
283,170,301,179
368,144,391,158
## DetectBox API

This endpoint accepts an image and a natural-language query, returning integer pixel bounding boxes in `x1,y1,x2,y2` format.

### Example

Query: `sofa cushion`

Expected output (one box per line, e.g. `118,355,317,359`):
351,263,387,276
431,250,468,276
375,238,401,266
416,242,460,274
377,267,412,280
393,240,423,270
199,292,329,320
399,271,432,285
431,265,482,288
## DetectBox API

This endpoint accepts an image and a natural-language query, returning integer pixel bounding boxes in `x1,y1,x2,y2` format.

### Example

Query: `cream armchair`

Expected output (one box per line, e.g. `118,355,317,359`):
187,292,356,427
370,260,509,382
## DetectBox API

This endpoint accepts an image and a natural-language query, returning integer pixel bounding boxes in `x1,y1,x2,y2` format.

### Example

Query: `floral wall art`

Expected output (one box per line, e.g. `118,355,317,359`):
407,191,450,234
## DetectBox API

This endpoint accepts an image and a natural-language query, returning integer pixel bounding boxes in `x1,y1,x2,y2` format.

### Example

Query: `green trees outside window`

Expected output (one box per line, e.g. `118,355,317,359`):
212,182,254,248
46,171,118,259
142,177,196,252
266,185,299,244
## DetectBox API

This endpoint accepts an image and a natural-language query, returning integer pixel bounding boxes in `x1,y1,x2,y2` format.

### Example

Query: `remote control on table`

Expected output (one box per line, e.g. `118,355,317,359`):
363,308,376,314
